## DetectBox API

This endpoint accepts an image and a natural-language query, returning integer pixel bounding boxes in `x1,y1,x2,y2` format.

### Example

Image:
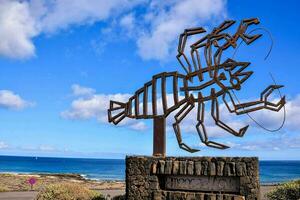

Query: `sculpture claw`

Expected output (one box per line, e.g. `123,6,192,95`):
238,125,249,137
274,85,284,89
205,141,229,149
261,84,286,111
179,143,200,153
262,85,285,104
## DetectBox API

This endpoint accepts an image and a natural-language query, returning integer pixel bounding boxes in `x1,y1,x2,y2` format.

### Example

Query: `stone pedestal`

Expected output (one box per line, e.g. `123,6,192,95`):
126,156,260,200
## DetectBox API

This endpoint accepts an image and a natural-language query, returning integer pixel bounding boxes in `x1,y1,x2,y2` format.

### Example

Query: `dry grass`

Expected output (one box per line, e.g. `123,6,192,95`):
0,185,8,192
265,180,300,200
35,183,105,200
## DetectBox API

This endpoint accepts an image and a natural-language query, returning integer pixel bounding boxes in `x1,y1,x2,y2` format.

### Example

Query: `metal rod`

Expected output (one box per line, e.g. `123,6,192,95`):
153,116,166,157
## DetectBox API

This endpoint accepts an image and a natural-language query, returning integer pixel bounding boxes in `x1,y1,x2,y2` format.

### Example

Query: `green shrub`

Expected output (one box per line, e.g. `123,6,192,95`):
266,180,300,200
35,183,105,200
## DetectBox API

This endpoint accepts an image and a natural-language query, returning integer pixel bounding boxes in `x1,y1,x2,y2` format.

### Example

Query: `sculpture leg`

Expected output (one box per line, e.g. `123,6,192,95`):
261,85,286,111
177,27,206,74
211,96,249,137
239,18,262,45
196,94,229,149
173,98,199,153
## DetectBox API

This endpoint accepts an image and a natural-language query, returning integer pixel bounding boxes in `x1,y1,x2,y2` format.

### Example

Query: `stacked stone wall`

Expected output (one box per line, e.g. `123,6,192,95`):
126,156,259,200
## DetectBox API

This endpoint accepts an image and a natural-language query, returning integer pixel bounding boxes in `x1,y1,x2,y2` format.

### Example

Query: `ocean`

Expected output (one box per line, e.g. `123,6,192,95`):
0,155,299,184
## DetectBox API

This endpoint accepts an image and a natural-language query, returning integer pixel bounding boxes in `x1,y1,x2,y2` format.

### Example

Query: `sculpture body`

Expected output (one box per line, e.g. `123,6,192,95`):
108,18,285,153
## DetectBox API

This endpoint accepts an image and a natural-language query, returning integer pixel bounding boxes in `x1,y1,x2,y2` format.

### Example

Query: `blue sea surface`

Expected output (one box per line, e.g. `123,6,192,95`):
0,155,125,181
0,155,299,183
260,160,300,184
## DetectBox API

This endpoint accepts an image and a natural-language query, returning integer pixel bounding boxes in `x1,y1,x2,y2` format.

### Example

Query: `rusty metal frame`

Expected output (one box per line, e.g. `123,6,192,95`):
108,18,285,154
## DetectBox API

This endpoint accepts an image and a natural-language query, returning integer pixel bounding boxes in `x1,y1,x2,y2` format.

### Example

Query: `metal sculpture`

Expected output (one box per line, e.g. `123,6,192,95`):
107,18,285,154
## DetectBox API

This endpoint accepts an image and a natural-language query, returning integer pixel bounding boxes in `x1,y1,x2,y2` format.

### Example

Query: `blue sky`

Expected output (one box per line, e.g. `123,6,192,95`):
0,0,299,160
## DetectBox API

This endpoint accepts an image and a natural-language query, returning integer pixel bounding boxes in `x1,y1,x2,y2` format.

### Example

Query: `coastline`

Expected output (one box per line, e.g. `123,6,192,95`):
0,172,288,188
0,172,286,190
0,173,125,192
0,172,281,200
0,172,281,192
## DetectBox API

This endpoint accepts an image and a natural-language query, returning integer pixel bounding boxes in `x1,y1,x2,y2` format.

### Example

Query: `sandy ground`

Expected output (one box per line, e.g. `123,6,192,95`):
0,190,125,200
260,185,276,200
0,173,277,199
0,173,125,199
0,192,38,200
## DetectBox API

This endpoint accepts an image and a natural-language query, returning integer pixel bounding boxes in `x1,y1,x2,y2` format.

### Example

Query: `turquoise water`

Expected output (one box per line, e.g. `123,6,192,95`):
0,155,299,183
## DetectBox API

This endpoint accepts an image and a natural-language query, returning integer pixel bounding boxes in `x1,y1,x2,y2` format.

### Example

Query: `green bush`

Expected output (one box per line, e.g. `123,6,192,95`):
35,183,105,200
266,180,300,200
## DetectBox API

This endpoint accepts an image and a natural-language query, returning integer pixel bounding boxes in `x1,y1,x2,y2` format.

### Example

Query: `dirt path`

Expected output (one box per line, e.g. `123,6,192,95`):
260,185,275,200
0,191,38,200
0,186,273,200
98,189,125,198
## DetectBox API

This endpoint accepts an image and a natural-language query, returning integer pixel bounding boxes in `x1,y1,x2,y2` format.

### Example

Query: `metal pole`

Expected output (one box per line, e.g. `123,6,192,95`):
153,116,166,157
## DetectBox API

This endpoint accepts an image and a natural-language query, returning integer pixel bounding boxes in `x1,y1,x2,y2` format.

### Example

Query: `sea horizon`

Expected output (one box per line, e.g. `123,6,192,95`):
1,154,300,161
0,155,299,184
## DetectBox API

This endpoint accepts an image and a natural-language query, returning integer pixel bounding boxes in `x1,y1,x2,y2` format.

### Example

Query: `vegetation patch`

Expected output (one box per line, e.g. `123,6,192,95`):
266,180,300,200
0,173,124,192
0,185,8,192
36,183,105,200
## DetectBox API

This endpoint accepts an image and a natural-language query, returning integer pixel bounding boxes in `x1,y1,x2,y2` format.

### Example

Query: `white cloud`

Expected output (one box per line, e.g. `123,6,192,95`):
63,83,299,143
129,121,147,131
164,96,247,139
136,0,227,60
0,0,145,59
62,83,300,155
171,94,298,149
176,93,300,139
62,84,147,131
38,145,56,152
0,0,38,59
62,84,247,135
62,92,130,122
227,134,300,151
164,93,294,141
71,84,95,97
119,13,136,36
0,90,34,110
0,0,226,60
244,95,298,132
178,93,298,140
20,144,64,153
0,141,9,149
36,0,144,33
